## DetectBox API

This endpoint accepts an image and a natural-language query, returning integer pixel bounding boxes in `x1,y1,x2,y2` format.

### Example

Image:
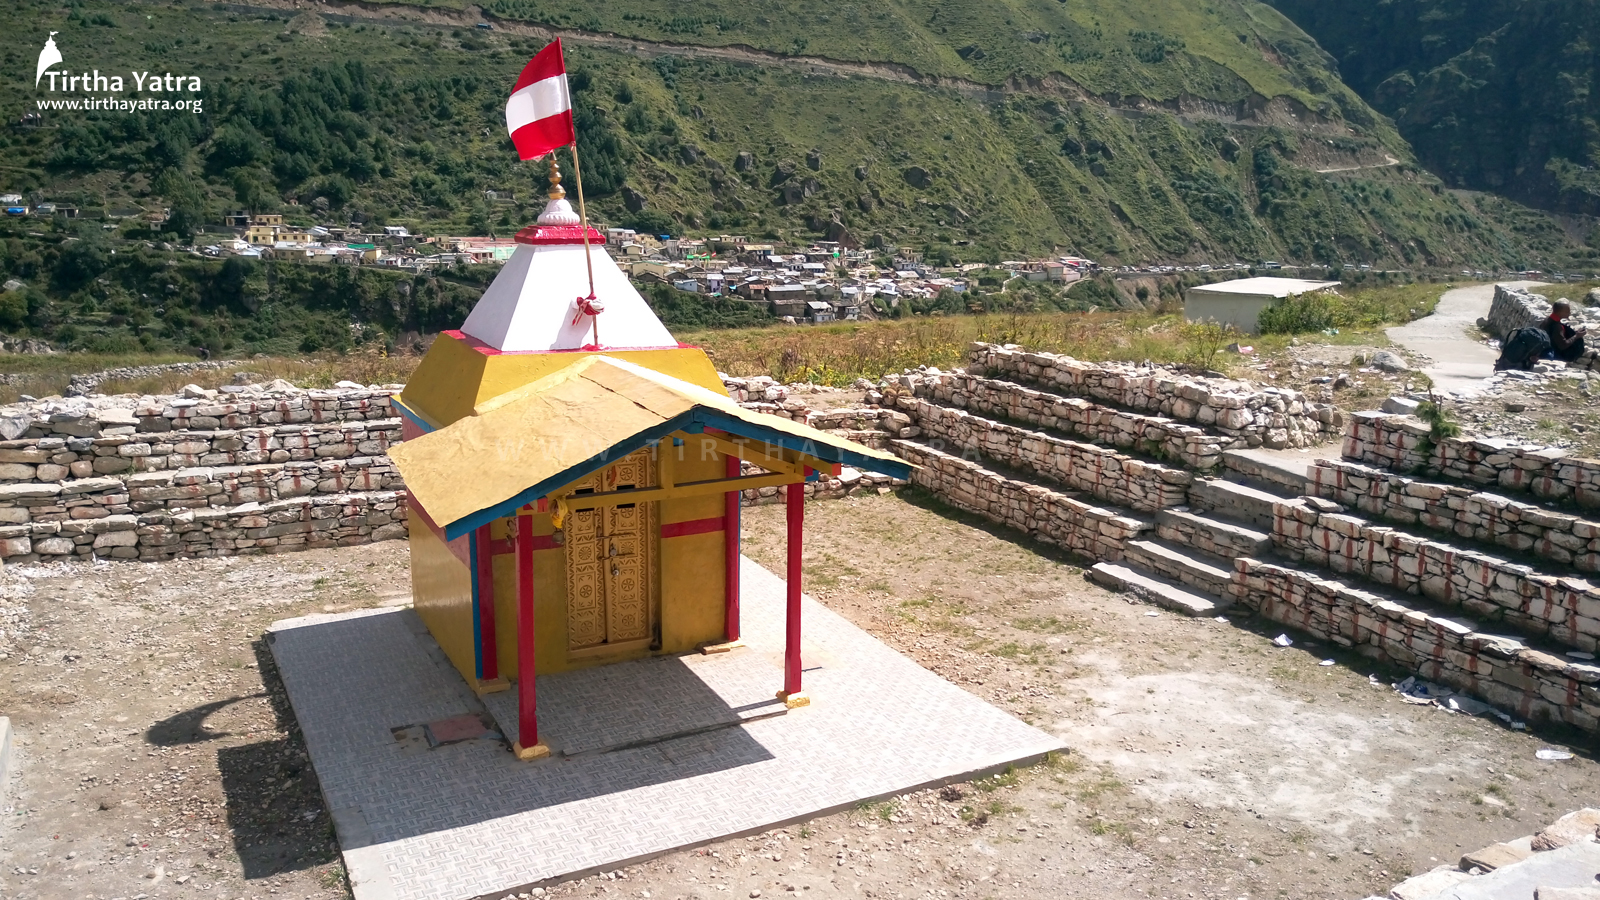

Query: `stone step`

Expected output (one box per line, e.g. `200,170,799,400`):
902,371,1231,471
1123,538,1235,596
9,390,397,442
1232,555,1600,734
961,342,1344,448
1309,458,1600,575
1221,447,1314,496
1155,508,1273,559
1187,477,1284,531
892,398,1192,511
1086,562,1231,616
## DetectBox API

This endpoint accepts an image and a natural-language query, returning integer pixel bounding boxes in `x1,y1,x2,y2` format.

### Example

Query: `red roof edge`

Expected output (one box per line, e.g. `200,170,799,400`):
514,224,608,246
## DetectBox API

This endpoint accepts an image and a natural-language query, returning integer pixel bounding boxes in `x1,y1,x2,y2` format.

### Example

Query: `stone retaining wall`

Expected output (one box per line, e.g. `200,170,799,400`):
896,371,1228,470
0,457,403,525
736,458,905,506
1487,284,1600,358
1271,497,1600,653
966,343,1341,449
0,420,402,483
1343,411,1600,510
3,388,396,443
890,439,1148,562
0,491,408,563
1310,458,1600,572
1231,558,1600,733
893,397,1192,511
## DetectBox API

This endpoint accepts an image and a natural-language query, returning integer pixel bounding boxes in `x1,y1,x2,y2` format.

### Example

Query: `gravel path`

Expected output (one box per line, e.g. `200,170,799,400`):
1387,281,1546,396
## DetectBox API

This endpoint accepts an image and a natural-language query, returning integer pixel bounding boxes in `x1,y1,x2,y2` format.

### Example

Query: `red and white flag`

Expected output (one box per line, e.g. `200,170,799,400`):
505,39,575,160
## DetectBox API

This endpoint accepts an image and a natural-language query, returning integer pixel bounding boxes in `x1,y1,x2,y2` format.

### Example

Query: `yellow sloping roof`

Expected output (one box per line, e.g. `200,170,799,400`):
388,355,911,538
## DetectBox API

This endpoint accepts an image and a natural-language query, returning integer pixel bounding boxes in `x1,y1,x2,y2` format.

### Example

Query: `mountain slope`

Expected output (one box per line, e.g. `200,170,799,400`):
1267,0,1600,218
0,0,1590,286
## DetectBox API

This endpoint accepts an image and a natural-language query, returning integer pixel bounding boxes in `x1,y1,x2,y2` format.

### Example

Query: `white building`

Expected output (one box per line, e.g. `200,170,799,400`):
1183,277,1340,334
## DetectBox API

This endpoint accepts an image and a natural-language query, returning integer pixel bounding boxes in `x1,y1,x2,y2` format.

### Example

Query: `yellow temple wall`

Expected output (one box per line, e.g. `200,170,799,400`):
400,336,726,428
474,447,732,677
407,515,477,684
659,448,730,653
485,513,576,678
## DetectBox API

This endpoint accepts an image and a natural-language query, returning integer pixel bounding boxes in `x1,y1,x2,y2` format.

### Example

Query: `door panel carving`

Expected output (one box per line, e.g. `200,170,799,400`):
563,450,656,653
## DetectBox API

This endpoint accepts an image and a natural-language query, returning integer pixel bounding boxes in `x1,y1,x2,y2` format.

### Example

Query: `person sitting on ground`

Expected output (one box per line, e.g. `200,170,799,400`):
1545,300,1588,362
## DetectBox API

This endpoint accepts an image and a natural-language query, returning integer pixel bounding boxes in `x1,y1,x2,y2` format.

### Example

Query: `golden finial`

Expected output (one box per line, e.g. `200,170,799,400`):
547,155,566,200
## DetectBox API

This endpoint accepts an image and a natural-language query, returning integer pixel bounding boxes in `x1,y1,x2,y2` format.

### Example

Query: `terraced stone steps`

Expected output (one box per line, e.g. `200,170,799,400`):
1086,563,1230,616
1186,478,1286,531
889,395,1192,512
899,370,1231,471
1155,508,1273,559
1123,538,1235,596
965,342,1343,450
1310,457,1600,574
882,351,1600,733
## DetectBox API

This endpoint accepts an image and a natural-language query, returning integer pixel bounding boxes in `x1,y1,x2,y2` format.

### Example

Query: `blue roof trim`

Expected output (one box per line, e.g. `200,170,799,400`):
439,405,912,541
687,409,914,480
391,399,436,434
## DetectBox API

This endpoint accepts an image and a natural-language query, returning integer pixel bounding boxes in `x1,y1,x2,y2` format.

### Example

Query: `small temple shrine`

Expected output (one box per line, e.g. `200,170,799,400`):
387,162,912,759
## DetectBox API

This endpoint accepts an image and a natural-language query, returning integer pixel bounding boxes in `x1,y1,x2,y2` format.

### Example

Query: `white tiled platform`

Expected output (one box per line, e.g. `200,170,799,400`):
269,558,1066,900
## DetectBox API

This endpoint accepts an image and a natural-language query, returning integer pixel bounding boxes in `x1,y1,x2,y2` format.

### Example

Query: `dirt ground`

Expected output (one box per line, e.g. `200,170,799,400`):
3,492,1600,900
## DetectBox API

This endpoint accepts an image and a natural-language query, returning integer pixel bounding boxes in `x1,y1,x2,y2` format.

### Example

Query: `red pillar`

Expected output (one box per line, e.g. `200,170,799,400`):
782,470,808,705
724,453,742,643
474,523,498,682
513,510,547,758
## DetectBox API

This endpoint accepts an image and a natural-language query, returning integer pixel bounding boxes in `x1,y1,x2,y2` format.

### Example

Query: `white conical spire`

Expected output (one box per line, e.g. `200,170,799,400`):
458,157,676,352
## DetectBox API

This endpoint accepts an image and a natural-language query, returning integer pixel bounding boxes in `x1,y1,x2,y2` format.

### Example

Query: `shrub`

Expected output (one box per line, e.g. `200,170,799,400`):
1257,291,1336,334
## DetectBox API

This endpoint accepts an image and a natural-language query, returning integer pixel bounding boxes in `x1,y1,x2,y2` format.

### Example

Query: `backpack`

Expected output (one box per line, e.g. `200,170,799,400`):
1495,325,1551,371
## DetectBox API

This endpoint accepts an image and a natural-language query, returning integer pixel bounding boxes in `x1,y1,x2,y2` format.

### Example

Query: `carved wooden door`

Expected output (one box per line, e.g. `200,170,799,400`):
564,450,656,652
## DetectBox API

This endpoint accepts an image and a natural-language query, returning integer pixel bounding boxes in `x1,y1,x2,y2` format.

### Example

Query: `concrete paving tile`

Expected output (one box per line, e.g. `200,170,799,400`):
270,557,1066,900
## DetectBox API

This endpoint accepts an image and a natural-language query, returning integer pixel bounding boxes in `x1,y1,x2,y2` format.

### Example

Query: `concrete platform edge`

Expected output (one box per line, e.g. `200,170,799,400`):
457,747,1066,900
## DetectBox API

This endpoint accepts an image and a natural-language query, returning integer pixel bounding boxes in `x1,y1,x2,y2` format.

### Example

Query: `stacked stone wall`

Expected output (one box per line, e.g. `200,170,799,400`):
1310,458,1600,572
891,440,1148,562
966,343,1341,449
735,458,905,506
8,390,395,441
0,492,408,563
1343,411,1600,510
900,371,1228,470
1270,497,1600,653
0,420,401,483
1231,558,1600,732
893,397,1192,511
1486,285,1600,370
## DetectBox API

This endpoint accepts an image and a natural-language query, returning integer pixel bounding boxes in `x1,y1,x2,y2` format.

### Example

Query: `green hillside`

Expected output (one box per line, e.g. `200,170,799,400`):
1268,0,1600,219
0,0,1595,356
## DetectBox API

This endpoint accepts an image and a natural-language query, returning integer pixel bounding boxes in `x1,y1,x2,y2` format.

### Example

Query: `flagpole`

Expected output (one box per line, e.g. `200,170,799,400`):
567,143,600,347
